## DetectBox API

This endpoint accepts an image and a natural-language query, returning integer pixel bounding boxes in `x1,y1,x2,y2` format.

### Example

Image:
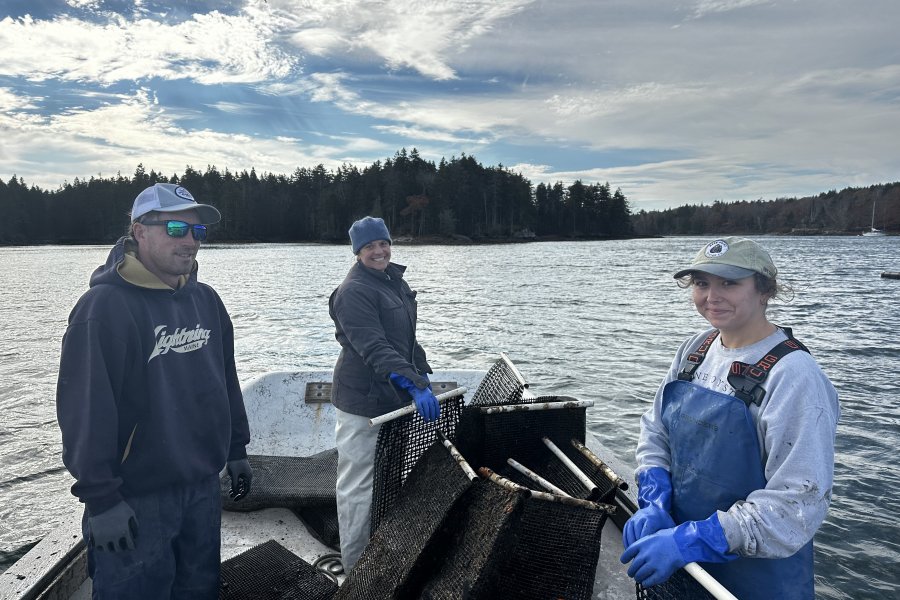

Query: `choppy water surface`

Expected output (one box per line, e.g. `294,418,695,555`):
0,237,897,599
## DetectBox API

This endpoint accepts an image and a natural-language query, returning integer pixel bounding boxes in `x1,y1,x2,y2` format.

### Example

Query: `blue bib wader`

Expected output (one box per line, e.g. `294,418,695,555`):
661,331,815,599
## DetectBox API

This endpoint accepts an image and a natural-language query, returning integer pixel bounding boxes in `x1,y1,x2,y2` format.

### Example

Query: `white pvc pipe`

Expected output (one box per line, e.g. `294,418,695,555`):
439,432,478,481
570,438,628,491
527,489,614,511
500,352,528,388
541,437,599,496
479,399,594,414
479,467,612,512
683,562,739,600
506,458,568,496
368,386,467,426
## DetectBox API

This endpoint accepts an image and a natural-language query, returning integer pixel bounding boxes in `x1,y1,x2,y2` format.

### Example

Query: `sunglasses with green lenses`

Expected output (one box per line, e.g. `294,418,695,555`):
141,220,208,241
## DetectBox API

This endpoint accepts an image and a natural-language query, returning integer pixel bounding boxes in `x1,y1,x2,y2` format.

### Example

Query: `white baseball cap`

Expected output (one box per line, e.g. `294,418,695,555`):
131,183,221,224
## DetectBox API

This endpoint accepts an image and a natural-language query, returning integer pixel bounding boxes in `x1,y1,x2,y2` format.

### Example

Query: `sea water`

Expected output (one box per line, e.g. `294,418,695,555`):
0,236,897,599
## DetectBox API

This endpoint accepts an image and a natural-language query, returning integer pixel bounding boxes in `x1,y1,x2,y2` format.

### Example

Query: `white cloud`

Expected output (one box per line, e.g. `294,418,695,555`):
305,72,360,103
290,27,347,56
372,124,488,146
0,87,40,112
2,1,899,209
277,0,531,80
65,0,103,8
209,101,252,114
0,87,351,189
0,12,297,85
690,0,774,19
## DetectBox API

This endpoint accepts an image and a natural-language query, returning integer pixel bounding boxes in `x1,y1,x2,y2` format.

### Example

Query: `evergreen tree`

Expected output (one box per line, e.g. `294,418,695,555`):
0,150,643,244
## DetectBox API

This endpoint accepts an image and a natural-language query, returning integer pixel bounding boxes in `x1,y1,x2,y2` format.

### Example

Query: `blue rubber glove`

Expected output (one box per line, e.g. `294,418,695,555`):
227,458,253,501
89,501,138,552
623,467,675,548
620,512,736,588
390,372,440,422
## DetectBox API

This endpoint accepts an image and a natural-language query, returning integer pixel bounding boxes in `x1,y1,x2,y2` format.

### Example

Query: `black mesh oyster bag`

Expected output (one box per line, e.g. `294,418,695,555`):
416,476,530,599
220,450,337,512
369,392,465,534
219,450,340,549
490,483,610,600
219,539,337,600
334,435,476,600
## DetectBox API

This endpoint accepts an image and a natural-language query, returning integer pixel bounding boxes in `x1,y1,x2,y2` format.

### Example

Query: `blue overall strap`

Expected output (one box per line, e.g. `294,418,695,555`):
677,330,719,381
727,327,810,406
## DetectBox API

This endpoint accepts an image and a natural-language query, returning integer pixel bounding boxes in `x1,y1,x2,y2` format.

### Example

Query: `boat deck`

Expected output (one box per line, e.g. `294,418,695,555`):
3,369,639,600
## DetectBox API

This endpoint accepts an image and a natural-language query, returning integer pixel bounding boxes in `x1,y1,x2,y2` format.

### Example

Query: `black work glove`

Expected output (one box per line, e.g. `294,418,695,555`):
89,501,138,552
227,458,253,501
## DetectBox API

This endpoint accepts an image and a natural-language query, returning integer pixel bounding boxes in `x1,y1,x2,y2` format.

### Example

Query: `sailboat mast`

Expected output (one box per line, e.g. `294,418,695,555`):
864,200,885,235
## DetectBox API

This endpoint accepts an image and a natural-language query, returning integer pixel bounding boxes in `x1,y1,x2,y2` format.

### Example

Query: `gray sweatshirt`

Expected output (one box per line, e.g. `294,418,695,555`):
635,327,840,558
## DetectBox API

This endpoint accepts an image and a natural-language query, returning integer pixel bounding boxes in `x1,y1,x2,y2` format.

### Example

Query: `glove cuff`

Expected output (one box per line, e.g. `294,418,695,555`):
636,466,673,512
390,371,429,391
673,512,736,564
389,372,413,390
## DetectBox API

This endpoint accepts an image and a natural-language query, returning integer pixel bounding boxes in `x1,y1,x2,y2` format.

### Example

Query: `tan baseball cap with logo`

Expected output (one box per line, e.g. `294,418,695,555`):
674,237,777,280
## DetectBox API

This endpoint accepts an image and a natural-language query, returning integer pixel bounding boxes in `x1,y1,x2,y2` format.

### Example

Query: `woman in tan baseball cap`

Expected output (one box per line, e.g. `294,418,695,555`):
620,237,840,600
673,236,780,347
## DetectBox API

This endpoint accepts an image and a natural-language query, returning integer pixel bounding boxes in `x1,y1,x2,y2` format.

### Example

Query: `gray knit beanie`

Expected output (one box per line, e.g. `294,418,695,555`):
349,217,392,254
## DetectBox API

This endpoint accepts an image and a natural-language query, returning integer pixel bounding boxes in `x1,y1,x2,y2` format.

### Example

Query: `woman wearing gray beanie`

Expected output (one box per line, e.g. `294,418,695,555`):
327,216,438,572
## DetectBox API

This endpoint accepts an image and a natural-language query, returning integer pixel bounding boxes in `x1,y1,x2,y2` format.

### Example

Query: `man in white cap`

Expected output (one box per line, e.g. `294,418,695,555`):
56,183,252,598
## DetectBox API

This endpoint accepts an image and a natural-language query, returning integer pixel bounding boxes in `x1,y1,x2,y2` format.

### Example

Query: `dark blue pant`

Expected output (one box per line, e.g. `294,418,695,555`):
82,475,222,600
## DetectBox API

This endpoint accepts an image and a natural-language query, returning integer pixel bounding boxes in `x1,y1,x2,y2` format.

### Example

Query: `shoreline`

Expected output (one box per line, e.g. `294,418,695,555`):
4,231,894,248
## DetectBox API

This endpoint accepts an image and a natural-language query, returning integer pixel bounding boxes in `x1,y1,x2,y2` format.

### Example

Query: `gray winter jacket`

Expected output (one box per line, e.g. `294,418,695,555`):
329,261,432,417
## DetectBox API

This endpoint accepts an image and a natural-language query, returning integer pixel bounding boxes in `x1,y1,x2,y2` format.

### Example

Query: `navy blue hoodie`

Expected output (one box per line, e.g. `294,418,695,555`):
56,237,250,516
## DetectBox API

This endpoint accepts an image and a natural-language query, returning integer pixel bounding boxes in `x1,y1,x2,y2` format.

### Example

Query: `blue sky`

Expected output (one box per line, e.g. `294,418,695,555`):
1,0,898,211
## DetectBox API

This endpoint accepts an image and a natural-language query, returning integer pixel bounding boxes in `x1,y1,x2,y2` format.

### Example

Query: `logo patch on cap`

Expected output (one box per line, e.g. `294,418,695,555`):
704,239,729,257
174,186,194,201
